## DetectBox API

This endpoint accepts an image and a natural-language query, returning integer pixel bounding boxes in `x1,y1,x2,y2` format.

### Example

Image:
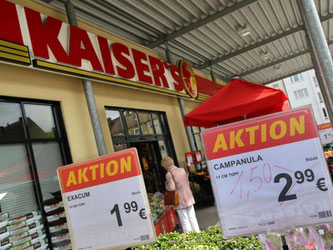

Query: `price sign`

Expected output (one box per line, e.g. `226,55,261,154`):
318,123,333,145
57,148,156,249
185,152,194,164
195,150,203,163
202,107,333,237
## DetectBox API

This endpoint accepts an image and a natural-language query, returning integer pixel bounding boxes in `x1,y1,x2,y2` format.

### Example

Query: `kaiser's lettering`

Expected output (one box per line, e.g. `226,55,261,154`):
0,1,189,95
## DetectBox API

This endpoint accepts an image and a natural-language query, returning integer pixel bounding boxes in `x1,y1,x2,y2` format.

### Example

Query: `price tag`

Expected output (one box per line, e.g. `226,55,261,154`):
195,150,203,163
57,148,156,249
202,107,333,237
185,152,194,164
318,123,333,145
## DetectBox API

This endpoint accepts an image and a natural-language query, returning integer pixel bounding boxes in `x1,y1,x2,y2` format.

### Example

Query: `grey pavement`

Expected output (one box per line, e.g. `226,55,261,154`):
195,203,219,230
175,203,219,233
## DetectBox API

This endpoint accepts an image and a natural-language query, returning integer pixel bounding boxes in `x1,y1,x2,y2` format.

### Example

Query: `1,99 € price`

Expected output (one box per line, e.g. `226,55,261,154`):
111,201,147,227
57,149,156,249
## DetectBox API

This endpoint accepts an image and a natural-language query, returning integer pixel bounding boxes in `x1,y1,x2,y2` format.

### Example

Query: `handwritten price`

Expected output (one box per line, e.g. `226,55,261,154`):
230,163,327,203
230,163,272,200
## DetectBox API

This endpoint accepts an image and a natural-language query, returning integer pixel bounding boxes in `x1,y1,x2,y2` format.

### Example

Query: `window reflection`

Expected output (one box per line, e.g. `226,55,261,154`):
113,143,128,152
194,134,203,151
0,102,25,141
0,144,37,216
138,112,154,135
192,126,200,133
24,104,57,138
158,140,168,158
105,110,124,136
33,142,63,200
124,111,140,135
152,113,163,134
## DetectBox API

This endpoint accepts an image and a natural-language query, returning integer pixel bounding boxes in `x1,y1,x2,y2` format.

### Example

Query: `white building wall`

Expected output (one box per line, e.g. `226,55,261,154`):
268,69,330,125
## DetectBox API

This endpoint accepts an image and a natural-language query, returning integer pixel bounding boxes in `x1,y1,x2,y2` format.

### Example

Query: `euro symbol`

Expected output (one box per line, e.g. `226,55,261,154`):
139,208,147,220
316,177,328,191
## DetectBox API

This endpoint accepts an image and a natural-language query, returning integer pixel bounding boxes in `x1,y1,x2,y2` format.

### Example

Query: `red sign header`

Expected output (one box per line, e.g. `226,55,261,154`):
58,148,141,193
318,123,332,130
202,107,318,160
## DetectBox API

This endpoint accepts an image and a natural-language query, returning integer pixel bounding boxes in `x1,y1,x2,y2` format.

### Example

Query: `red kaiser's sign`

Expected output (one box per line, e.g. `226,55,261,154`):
0,0,200,99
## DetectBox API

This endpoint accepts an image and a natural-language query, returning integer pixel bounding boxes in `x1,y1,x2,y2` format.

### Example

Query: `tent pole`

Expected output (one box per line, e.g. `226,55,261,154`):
297,0,333,122
165,43,200,171
298,0,333,123
210,66,217,82
178,98,201,171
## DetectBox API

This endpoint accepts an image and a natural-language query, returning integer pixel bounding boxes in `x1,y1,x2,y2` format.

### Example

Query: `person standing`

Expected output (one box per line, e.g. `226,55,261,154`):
161,156,200,233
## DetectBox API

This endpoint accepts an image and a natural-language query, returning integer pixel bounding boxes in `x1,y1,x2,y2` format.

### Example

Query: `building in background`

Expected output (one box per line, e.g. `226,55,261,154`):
269,69,330,125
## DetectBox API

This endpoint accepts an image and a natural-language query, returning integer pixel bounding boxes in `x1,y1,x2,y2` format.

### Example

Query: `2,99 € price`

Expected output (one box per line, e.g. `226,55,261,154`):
202,107,333,238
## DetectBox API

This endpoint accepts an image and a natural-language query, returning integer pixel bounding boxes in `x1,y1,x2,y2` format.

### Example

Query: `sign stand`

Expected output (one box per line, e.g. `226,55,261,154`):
57,148,156,249
201,106,333,239
281,235,289,250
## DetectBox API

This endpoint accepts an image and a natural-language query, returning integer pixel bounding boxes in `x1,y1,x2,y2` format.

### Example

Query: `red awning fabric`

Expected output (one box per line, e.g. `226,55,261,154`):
184,79,288,128
195,75,223,96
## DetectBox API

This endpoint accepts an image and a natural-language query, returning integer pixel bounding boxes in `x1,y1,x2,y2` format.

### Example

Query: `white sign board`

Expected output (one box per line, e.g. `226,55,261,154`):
57,148,156,249
202,107,333,237
318,123,333,145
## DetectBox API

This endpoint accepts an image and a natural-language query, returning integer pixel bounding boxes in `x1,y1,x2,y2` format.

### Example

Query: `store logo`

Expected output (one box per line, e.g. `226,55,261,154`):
0,0,206,99
178,60,198,99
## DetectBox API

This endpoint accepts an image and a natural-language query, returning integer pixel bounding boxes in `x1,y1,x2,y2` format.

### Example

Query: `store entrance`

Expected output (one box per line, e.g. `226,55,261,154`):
130,141,166,194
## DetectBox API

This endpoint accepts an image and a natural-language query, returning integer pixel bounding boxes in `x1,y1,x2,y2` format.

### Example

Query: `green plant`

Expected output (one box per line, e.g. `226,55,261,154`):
134,226,261,249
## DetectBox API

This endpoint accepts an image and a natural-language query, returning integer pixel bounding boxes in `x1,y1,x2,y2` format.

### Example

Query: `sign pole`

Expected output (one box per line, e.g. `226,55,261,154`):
64,0,107,156
57,148,156,249
281,235,289,250
202,106,333,238
165,43,200,171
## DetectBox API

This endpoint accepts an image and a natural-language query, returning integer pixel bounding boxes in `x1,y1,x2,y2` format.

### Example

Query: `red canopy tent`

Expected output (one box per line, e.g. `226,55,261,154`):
184,79,289,128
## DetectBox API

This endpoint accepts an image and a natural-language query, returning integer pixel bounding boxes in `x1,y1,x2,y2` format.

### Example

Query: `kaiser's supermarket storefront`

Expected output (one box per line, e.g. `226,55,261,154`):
0,0,223,238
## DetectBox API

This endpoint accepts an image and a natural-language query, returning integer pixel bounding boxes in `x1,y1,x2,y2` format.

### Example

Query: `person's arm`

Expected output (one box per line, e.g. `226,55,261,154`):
165,172,176,191
186,164,192,176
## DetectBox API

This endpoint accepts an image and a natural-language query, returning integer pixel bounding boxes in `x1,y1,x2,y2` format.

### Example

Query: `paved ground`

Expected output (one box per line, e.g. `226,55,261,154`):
195,203,219,230
175,202,219,233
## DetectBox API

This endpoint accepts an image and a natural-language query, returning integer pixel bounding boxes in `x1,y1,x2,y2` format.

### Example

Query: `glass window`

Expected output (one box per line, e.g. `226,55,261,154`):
124,111,139,135
290,74,303,83
192,126,200,134
0,144,37,217
294,88,309,100
152,113,164,134
138,112,154,135
32,142,63,200
158,140,168,158
313,76,318,86
194,134,203,151
105,108,175,171
0,99,70,218
318,92,323,102
323,108,328,118
24,104,57,138
113,143,128,152
105,110,124,136
0,102,25,141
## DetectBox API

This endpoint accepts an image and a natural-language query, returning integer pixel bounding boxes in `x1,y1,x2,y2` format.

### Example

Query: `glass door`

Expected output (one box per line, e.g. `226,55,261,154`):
130,141,165,194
